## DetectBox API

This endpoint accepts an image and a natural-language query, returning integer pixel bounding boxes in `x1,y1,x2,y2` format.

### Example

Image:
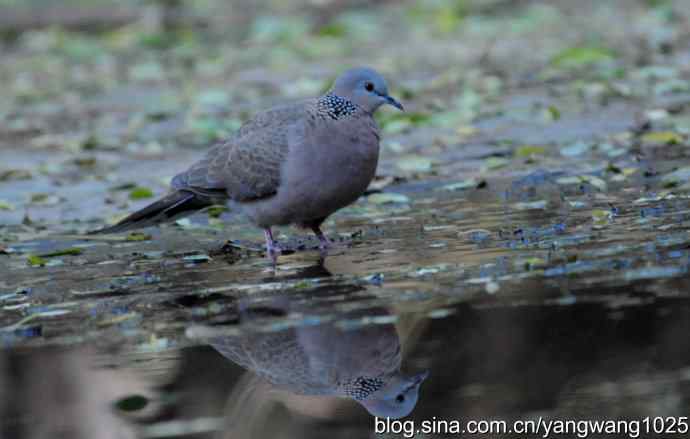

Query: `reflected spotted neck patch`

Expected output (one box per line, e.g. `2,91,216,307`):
341,376,384,400
317,94,358,120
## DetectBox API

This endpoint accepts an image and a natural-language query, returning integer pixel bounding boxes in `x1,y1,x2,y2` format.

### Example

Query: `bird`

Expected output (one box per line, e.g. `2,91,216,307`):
91,67,403,263
204,301,428,419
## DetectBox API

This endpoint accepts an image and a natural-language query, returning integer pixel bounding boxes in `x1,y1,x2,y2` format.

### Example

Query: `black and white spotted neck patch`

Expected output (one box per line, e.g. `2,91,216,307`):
317,94,358,120
341,376,385,400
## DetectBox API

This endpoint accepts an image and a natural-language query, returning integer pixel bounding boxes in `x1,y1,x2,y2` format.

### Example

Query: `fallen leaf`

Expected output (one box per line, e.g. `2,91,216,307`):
582,176,607,191
513,200,548,210
551,46,615,69
39,247,83,257
183,254,212,263
662,167,690,185
29,193,60,205
521,257,547,269
438,179,477,191
396,155,434,173
206,205,228,218
126,232,152,242
641,131,684,146
367,193,410,204
592,209,612,224
0,169,32,181
516,145,547,157
27,255,47,267
129,187,154,200
560,141,591,157
482,157,510,171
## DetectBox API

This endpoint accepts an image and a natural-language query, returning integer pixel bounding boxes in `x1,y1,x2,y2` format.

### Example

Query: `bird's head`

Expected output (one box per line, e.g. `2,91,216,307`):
358,370,428,419
331,67,404,114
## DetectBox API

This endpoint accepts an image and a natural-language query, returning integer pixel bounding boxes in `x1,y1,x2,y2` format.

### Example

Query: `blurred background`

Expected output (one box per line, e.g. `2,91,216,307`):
1,1,690,438
1,0,689,228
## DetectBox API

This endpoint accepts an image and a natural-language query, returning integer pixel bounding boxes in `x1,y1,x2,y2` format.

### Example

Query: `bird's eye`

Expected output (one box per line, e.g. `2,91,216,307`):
365,82,374,92
396,394,405,403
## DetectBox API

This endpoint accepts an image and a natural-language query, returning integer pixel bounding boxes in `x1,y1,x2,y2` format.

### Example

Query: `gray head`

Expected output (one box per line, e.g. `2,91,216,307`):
330,67,404,114
358,370,428,419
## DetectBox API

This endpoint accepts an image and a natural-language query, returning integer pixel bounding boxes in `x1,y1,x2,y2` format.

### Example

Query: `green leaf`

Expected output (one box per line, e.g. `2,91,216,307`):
294,280,312,289
515,145,547,157
551,46,615,69
378,112,431,134
81,134,99,150
27,255,47,267
129,187,154,200
434,4,466,33
482,157,510,171
126,232,152,242
206,205,228,218
522,257,547,270
545,105,561,121
316,23,347,38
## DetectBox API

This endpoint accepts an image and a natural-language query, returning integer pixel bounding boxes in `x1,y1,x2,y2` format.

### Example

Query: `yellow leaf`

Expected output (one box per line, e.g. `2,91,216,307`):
641,131,684,145
516,145,547,157
592,209,609,219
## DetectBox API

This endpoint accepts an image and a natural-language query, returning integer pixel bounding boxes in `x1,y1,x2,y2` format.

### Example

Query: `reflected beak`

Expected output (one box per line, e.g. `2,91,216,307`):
412,370,429,385
383,94,404,111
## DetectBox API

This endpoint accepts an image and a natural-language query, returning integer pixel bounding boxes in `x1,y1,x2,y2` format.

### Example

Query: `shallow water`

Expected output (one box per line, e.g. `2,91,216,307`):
3,164,690,437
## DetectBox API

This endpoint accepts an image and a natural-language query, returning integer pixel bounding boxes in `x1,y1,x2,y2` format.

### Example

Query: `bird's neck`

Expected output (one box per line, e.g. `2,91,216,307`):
317,93,358,120
338,376,385,400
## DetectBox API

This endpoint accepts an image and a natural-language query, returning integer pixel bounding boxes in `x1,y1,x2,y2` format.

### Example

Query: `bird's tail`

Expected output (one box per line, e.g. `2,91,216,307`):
88,190,214,235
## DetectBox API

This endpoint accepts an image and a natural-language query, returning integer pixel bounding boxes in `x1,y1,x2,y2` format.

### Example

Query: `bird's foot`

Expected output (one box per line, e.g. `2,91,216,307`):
310,226,332,250
266,243,282,264
311,226,338,260
263,228,282,265
318,235,332,251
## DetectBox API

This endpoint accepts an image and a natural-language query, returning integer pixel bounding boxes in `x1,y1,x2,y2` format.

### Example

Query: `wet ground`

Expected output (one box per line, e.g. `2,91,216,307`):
2,0,690,438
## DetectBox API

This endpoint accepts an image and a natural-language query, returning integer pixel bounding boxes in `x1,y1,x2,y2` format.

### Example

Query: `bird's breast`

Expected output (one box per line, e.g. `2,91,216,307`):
285,123,379,216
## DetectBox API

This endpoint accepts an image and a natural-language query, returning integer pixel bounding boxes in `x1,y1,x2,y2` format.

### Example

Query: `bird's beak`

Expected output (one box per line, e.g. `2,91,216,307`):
383,94,404,111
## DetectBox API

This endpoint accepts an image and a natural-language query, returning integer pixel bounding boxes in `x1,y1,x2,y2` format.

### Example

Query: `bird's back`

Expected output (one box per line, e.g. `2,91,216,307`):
171,100,310,200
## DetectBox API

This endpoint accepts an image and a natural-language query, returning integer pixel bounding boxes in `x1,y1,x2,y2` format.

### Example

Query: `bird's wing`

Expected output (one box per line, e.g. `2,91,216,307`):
171,102,308,202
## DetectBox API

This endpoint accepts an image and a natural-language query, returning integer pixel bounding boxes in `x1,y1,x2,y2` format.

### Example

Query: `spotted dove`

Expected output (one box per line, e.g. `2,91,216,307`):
92,67,403,262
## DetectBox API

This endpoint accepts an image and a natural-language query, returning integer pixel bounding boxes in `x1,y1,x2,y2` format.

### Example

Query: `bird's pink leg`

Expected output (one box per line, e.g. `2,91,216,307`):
311,226,332,250
263,228,281,264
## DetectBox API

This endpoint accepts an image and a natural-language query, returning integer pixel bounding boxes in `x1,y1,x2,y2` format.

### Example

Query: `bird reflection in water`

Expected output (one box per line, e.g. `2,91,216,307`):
192,298,428,421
